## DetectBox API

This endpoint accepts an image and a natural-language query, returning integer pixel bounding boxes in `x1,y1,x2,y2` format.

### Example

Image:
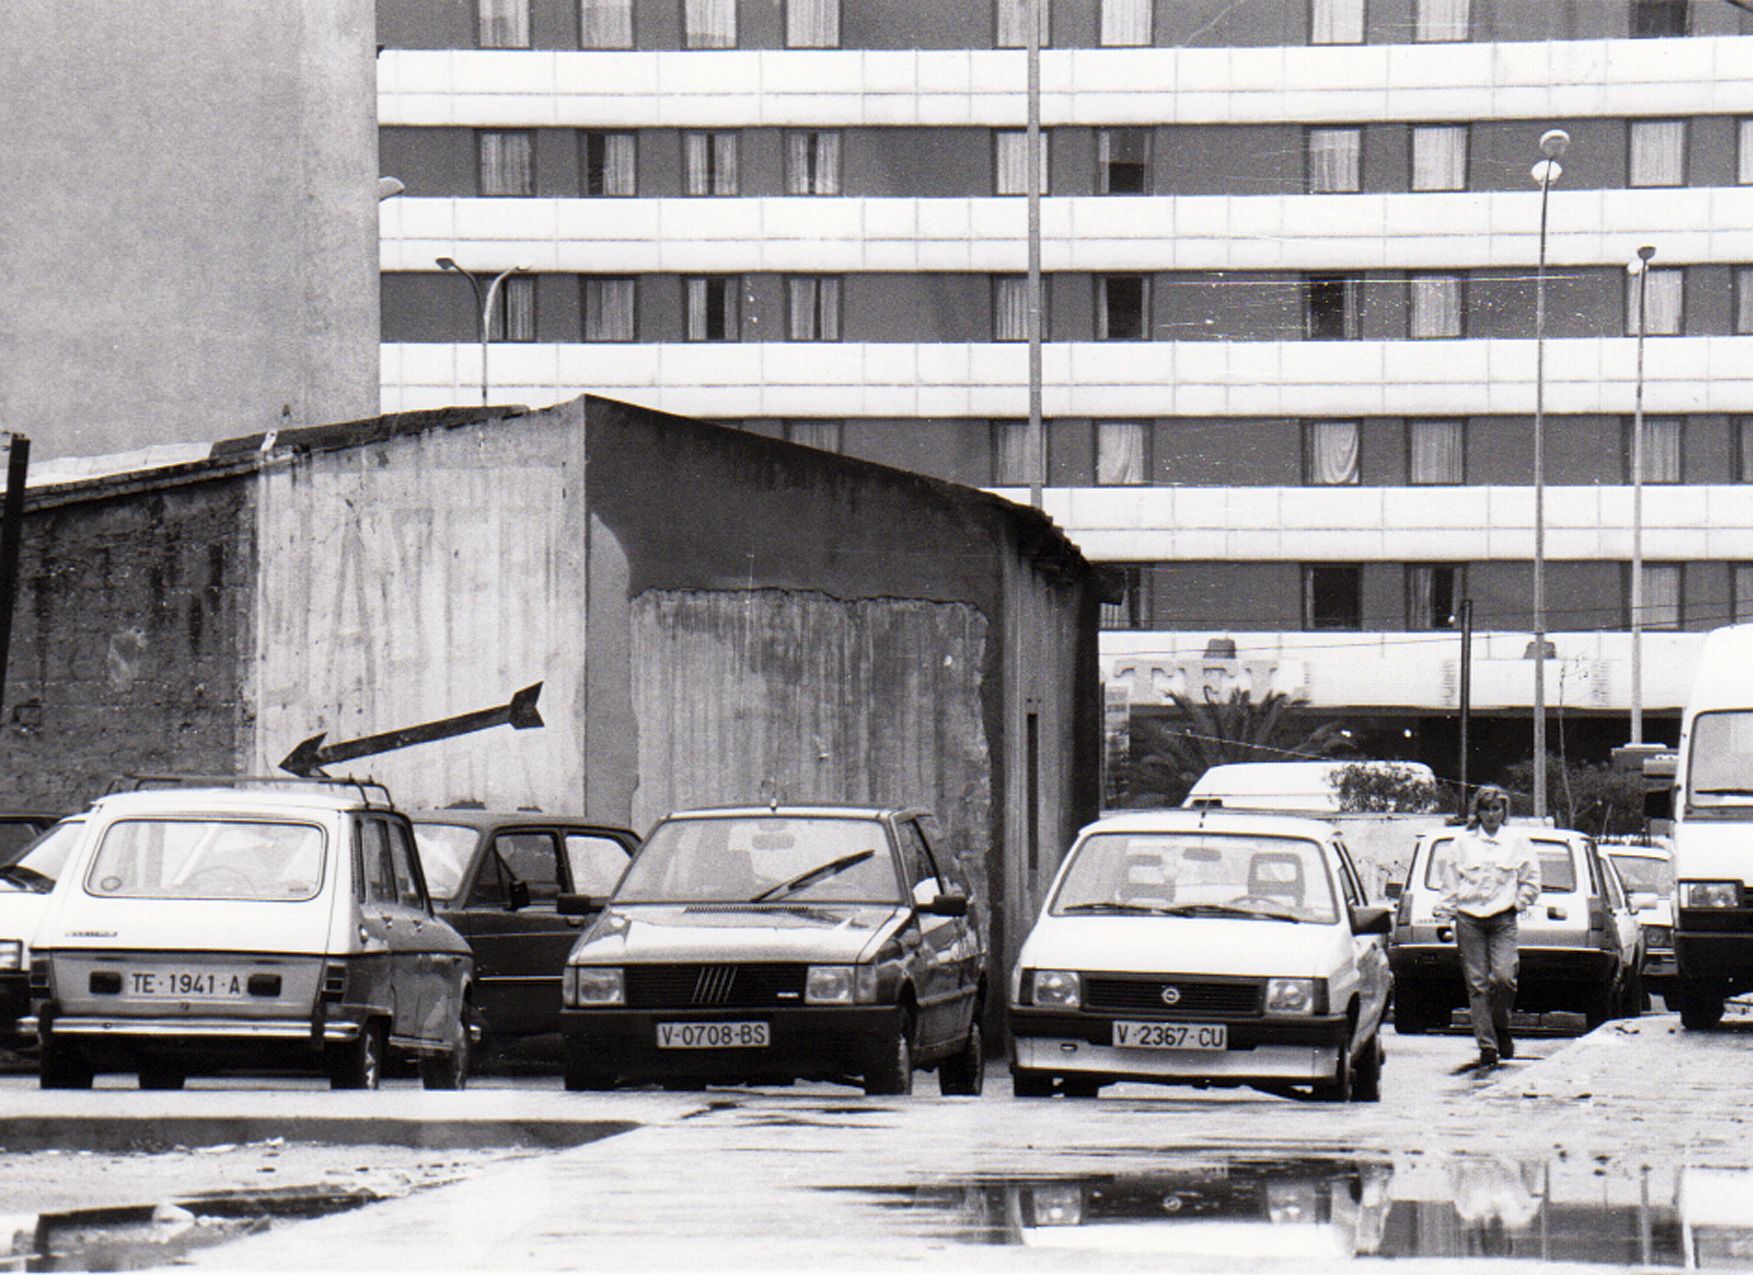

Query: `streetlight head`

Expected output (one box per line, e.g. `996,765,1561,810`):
1637,244,1657,263
1530,159,1563,188
514,262,532,273
377,176,406,201
1539,128,1570,158
436,256,459,272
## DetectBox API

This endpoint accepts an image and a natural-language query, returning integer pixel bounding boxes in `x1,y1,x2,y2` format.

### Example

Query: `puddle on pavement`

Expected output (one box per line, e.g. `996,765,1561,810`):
0,1187,378,1271
837,1155,1753,1267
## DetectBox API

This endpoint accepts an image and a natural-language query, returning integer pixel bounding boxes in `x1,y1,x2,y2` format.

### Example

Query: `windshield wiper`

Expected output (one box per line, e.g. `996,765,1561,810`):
1159,902,1306,923
749,850,875,903
1060,901,1176,915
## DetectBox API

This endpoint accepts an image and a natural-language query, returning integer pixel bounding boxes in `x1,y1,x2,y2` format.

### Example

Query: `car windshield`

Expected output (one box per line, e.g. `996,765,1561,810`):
614,816,902,905
1050,831,1339,924
0,820,83,893
1608,854,1673,897
1421,836,1576,893
85,819,327,901
411,823,479,902
1687,710,1753,816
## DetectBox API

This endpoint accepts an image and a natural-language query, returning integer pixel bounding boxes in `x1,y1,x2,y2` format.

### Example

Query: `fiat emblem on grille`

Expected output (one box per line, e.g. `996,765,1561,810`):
1160,985,1181,1006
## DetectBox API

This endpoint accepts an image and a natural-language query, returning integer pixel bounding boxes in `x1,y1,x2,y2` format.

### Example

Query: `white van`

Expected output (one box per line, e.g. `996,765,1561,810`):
1183,761,1439,815
1666,623,1753,1029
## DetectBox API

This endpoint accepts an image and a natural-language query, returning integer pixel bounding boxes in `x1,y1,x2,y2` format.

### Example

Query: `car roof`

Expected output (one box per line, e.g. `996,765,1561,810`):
1418,824,1589,844
1079,808,1340,840
1604,843,1671,859
89,786,389,818
661,804,920,820
407,808,637,836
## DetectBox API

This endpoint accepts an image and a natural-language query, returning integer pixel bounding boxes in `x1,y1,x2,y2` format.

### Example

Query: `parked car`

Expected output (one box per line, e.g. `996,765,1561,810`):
1008,809,1392,1102
1389,825,1643,1033
25,778,474,1090
1603,840,1676,1008
1,817,88,1047
409,809,638,1044
559,804,986,1096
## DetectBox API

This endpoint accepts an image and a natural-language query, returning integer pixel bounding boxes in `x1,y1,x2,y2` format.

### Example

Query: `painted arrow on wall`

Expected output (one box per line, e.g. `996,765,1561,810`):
278,682,545,777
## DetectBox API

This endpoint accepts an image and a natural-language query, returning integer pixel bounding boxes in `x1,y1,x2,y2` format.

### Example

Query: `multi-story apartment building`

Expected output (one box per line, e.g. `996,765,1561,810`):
376,0,1753,785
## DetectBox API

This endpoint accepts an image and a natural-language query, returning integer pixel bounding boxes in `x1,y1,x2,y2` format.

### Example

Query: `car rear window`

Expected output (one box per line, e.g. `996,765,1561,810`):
616,816,901,904
1050,831,1339,924
86,819,326,902
1422,836,1576,893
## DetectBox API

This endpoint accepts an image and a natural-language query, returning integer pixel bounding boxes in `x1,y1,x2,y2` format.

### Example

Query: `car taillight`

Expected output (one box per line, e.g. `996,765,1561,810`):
1394,891,1412,928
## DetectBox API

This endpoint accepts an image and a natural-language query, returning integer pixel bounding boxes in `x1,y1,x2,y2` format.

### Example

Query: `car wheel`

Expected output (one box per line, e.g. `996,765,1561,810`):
420,1005,471,1091
1011,1069,1054,1098
1582,977,1617,1030
562,1043,616,1092
328,1019,384,1090
139,1065,186,1091
1619,965,1645,1019
1311,1035,1354,1102
1676,978,1726,1031
39,1040,93,1091
1351,1031,1383,1103
863,1011,915,1096
1390,981,1437,1035
937,1020,985,1097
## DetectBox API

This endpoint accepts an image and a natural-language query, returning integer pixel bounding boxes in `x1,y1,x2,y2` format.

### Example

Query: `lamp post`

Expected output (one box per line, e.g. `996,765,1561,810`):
436,257,530,407
1025,0,1044,510
1627,244,1657,746
1530,127,1568,820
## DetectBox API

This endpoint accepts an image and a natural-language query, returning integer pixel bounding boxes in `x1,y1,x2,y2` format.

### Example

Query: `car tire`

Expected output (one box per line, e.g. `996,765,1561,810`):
1619,965,1645,1019
39,1041,93,1091
420,1007,471,1091
328,1019,385,1090
1351,1031,1383,1103
1676,978,1726,1031
1583,978,1617,1030
1390,982,1438,1035
863,1012,915,1096
1011,1069,1054,1098
138,1065,186,1091
1311,1036,1354,1102
562,1044,617,1092
937,1020,985,1097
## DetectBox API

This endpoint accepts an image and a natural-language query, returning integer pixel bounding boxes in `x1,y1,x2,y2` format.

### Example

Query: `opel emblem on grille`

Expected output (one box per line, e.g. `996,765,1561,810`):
1160,985,1181,1006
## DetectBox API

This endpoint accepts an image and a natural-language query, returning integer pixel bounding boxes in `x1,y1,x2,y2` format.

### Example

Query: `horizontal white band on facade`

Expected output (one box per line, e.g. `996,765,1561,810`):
378,39,1753,128
381,190,1753,274
381,337,1753,419
1051,484,1753,562
1100,629,1705,711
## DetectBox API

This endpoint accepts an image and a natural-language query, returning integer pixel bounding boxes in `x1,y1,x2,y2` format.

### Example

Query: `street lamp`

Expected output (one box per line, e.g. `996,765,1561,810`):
1627,244,1657,747
436,257,531,407
1530,127,1569,820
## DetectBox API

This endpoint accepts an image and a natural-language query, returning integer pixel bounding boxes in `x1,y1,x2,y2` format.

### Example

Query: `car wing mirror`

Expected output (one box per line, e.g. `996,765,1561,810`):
556,892,599,917
1629,892,1656,913
505,879,532,912
919,893,969,918
1349,904,1392,936
1383,881,1403,902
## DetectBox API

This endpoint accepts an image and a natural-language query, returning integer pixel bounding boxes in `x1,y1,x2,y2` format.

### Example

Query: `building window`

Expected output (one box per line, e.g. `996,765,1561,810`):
478,0,530,47
786,276,841,341
488,274,537,342
1100,0,1152,45
581,277,636,341
683,132,739,195
684,0,736,47
1741,120,1753,185
580,0,634,46
1629,120,1686,188
580,132,636,197
1627,268,1684,336
1305,566,1363,630
1637,564,1682,630
1407,564,1464,629
1409,273,1463,338
990,419,1043,486
995,131,1049,195
1311,0,1364,44
1735,564,1753,622
787,0,839,46
1736,418,1753,482
1306,275,1360,340
1409,419,1464,484
1099,129,1149,195
1414,0,1469,41
1631,0,1689,36
784,131,842,195
1097,275,1148,340
685,277,740,341
1308,128,1360,194
1305,420,1361,485
993,275,1046,341
996,0,1049,48
784,420,842,452
478,130,534,196
1628,416,1682,484
1095,421,1149,485
1734,266,1753,334
1412,125,1468,191
1100,565,1150,630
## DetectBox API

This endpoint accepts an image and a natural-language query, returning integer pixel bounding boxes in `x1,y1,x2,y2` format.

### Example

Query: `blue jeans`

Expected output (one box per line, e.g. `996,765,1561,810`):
1455,908,1519,1054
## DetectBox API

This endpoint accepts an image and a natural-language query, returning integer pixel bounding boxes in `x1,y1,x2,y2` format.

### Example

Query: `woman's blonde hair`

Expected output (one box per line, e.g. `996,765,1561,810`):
1467,785,1510,829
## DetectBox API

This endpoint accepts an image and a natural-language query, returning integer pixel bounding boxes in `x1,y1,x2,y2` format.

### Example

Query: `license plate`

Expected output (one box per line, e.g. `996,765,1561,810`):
1112,1021,1227,1051
128,969,250,999
656,1021,770,1049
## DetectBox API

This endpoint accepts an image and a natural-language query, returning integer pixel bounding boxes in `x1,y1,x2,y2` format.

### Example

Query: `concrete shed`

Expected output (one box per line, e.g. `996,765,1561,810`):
0,395,1104,984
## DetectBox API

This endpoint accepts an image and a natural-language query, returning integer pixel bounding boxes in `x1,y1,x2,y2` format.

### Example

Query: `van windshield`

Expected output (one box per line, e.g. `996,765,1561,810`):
1687,711,1753,817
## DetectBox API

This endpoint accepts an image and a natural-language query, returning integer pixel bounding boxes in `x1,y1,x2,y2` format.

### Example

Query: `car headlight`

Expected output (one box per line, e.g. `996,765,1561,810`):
1645,924,1673,950
0,941,22,972
1029,969,1082,1009
1679,881,1742,909
1265,977,1317,1015
564,966,624,1007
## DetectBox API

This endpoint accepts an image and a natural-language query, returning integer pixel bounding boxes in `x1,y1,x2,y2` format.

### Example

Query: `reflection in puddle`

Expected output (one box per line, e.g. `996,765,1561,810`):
842,1158,1753,1267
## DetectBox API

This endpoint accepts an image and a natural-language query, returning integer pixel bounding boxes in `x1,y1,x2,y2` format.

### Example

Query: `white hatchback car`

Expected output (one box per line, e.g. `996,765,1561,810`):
1008,809,1392,1101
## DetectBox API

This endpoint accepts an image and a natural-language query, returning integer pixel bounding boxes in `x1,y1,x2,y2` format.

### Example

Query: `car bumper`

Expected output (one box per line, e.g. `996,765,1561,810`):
1008,1007,1349,1084
1390,944,1620,984
1641,950,1677,979
560,1005,900,1082
1675,929,1753,979
27,1015,361,1043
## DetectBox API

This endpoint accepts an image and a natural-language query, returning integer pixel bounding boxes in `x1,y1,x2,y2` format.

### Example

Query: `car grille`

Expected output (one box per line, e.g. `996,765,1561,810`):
624,964,808,1010
1082,974,1264,1017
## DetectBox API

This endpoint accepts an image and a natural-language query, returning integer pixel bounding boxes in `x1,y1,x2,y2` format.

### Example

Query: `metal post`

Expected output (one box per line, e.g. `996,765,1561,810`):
0,433,31,719
438,258,526,407
1025,0,1044,510
1459,597,1473,809
1628,245,1656,747
1530,129,1569,820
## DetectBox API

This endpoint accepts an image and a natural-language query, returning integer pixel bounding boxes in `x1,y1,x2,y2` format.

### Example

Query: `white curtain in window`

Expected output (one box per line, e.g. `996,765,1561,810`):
996,0,1049,48
479,0,530,47
684,0,736,47
686,278,737,340
1311,0,1364,43
580,0,633,47
1415,0,1469,40
1308,128,1360,193
787,277,840,340
584,278,635,341
991,419,1040,485
1741,119,1753,185
1409,419,1464,484
1630,120,1686,187
488,275,536,341
995,131,1048,195
1737,267,1753,335
1735,564,1753,623
1096,422,1148,485
1641,564,1681,630
1412,126,1467,191
479,131,532,196
785,132,841,195
684,133,738,195
1100,0,1152,45
1635,417,1683,483
787,0,839,46
584,133,636,196
993,276,1031,341
1309,420,1360,484
1406,565,1461,629
1634,268,1684,335
785,421,842,452
1410,274,1462,338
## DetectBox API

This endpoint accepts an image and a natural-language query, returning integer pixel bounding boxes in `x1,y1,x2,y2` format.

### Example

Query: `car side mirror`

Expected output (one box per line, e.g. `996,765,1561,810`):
505,879,531,911
1349,904,1392,936
1383,881,1403,902
556,892,599,917
919,893,969,918
1629,891,1656,913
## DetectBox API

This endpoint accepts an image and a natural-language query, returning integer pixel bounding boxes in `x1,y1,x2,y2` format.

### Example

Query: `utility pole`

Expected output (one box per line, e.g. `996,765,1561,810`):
1458,597,1473,811
0,432,31,718
1025,0,1044,510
